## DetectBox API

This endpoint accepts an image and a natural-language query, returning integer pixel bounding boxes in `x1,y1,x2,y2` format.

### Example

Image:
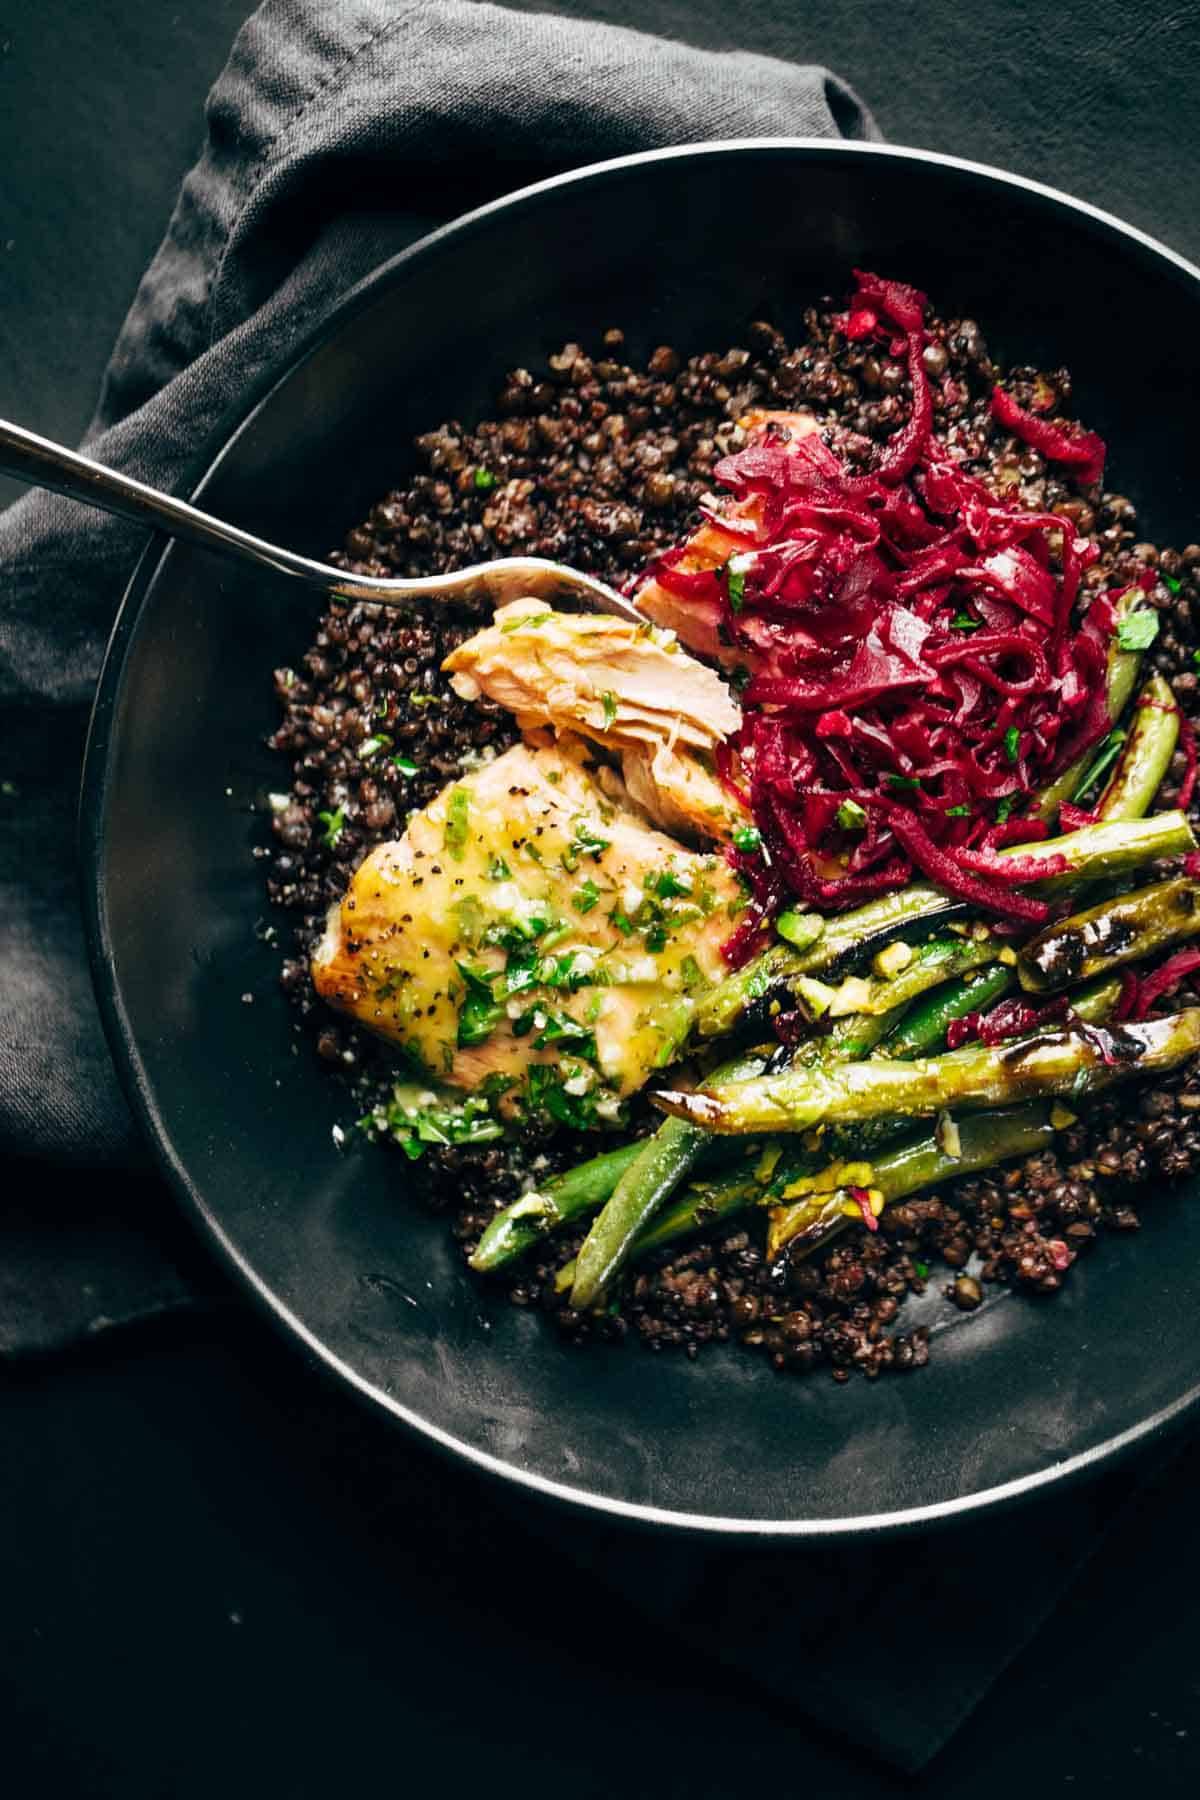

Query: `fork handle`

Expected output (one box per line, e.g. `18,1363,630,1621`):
0,415,352,588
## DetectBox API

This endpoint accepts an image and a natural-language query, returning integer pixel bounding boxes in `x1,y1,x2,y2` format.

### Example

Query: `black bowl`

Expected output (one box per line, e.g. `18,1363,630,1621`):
83,141,1200,1536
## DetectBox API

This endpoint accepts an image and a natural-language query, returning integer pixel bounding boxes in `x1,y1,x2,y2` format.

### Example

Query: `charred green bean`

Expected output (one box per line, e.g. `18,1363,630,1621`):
1019,877,1200,994
654,1009,1200,1134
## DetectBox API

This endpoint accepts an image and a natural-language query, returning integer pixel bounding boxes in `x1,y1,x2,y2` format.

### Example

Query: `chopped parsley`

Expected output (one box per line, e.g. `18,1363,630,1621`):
452,894,487,946
390,752,420,777
950,613,981,631
610,906,636,937
487,855,512,881
1072,727,1127,804
1004,725,1021,764
574,879,601,914
538,950,597,991
884,772,922,793
945,803,971,818
726,563,746,612
526,1065,603,1131
409,692,441,708
732,824,762,854
680,954,705,991
443,786,471,859
1116,608,1160,651
994,794,1021,826
455,963,505,1047
502,944,541,994
368,1086,504,1160
499,612,549,634
358,733,392,760
473,466,498,491
835,800,868,832
571,822,611,861
531,1010,598,1059
644,923,668,954
647,868,691,899
913,1260,930,1280
600,690,618,728
1164,574,1183,596
317,806,346,851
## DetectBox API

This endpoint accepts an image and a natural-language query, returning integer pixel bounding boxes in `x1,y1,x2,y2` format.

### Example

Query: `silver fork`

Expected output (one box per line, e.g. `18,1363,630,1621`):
0,416,643,623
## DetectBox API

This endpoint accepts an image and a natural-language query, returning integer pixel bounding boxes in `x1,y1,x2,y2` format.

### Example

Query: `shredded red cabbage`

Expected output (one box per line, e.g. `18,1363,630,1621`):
946,994,1072,1051
1130,948,1200,1020
990,387,1106,487
634,270,1117,957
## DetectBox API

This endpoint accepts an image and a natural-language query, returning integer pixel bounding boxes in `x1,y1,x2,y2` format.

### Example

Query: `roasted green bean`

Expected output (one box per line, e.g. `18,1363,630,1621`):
1037,586,1146,824
1091,674,1180,823
1019,877,1200,994
468,1141,644,1274
882,962,1015,1060
654,1008,1200,1135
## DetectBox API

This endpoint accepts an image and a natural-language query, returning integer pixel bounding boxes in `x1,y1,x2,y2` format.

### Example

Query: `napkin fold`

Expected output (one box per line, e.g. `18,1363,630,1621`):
0,0,1167,1775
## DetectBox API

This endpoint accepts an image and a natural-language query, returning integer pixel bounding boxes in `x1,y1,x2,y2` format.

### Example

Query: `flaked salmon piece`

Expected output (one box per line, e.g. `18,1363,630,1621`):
618,741,742,844
443,599,747,841
443,599,740,751
632,407,820,664
311,739,741,1107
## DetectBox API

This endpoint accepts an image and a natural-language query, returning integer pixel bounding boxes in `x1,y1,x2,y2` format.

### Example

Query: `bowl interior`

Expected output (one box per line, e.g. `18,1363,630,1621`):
87,144,1200,1533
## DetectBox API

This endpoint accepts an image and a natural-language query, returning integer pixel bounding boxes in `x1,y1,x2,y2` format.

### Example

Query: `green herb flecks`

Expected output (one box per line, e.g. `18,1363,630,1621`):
1004,725,1021,764
358,733,392,760
600,690,618,728
1073,728,1128,805
572,821,611,861
647,868,692,900
455,962,506,1048
474,466,498,491
365,1085,505,1160
443,786,471,860
526,1065,609,1132
317,806,346,851
732,824,762,854
680,954,705,991
836,800,868,832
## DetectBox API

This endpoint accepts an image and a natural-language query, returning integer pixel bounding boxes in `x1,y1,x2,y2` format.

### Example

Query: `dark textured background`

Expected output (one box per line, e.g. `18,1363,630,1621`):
4,1,1200,1792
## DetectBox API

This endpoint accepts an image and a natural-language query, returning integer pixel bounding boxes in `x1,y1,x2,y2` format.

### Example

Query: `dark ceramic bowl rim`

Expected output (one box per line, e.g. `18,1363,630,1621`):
81,139,1200,1539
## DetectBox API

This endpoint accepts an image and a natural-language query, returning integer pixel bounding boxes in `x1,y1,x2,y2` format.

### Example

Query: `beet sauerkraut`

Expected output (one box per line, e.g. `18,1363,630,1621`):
637,272,1170,955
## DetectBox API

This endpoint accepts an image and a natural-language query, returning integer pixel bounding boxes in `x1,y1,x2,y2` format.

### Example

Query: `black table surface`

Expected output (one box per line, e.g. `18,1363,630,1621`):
4,2,1200,1792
